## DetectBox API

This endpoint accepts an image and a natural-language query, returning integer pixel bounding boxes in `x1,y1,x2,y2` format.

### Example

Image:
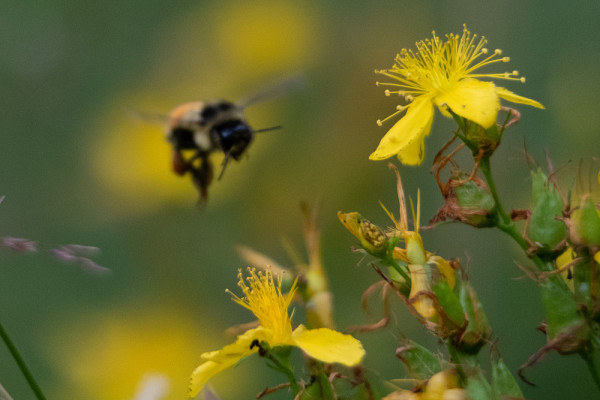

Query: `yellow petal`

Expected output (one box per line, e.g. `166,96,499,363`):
495,87,545,109
594,251,600,265
428,255,456,289
189,327,265,397
434,79,499,128
396,135,426,165
408,264,436,319
392,247,411,263
292,325,365,366
383,391,421,400
370,96,434,162
557,248,575,293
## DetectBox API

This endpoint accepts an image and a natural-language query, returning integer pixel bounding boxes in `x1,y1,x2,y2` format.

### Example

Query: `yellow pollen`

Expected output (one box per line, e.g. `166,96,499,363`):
229,268,296,340
520,77,526,83
375,25,529,127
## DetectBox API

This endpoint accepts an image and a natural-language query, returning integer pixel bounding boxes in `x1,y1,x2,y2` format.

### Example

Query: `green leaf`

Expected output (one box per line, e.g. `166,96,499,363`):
491,358,523,398
396,339,442,380
457,281,491,353
432,280,465,327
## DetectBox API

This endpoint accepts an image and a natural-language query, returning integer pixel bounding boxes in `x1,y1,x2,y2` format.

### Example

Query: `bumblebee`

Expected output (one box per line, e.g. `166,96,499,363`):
164,79,302,205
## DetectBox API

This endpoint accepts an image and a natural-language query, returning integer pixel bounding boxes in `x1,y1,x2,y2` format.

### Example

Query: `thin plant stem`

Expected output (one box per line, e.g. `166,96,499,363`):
258,345,301,395
0,320,47,400
479,156,558,275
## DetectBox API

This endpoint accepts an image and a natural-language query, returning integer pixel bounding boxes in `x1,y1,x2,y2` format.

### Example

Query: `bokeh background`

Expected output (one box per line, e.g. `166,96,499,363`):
1,0,599,398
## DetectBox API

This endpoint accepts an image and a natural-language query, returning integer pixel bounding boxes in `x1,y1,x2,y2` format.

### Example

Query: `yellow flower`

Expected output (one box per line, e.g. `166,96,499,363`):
46,306,208,400
371,25,544,165
189,268,365,397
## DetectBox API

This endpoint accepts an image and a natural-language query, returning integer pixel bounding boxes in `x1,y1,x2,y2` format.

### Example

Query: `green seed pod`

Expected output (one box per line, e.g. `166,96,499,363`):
527,169,567,256
431,175,497,228
571,198,600,249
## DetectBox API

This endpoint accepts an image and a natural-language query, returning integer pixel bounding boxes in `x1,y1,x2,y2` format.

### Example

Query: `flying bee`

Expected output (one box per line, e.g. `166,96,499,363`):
161,78,303,206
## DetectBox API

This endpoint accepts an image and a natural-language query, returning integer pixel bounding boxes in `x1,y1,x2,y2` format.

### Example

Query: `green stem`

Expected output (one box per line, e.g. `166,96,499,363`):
259,345,301,395
0,321,47,400
479,156,561,275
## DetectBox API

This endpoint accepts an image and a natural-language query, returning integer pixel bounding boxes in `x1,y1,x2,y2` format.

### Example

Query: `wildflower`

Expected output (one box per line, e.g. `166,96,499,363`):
371,25,544,165
189,268,364,397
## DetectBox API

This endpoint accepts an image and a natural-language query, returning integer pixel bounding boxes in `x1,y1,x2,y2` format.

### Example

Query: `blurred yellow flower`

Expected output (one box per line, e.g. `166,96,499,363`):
47,306,210,400
371,24,544,165
189,268,365,397
212,0,318,76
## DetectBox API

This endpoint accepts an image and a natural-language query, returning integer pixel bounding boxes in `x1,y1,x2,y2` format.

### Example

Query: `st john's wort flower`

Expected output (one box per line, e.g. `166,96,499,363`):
189,268,364,397
371,25,544,165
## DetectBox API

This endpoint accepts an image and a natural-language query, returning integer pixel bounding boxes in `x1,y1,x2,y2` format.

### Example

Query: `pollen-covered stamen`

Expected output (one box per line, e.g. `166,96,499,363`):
377,104,408,126
228,268,297,341
378,23,529,96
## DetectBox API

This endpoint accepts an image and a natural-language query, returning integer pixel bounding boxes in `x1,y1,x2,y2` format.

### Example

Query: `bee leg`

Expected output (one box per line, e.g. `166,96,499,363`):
217,152,232,181
171,149,189,176
190,156,213,206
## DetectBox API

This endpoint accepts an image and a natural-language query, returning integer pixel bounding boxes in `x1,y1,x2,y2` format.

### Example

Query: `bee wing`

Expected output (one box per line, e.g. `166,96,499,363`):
237,76,307,109
127,107,169,125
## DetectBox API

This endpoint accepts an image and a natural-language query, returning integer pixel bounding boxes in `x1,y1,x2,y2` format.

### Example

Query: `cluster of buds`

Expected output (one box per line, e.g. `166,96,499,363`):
337,167,521,398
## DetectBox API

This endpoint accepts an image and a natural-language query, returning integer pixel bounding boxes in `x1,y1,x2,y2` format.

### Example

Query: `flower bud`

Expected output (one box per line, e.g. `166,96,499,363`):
405,231,427,265
338,211,389,256
526,169,567,256
460,118,502,158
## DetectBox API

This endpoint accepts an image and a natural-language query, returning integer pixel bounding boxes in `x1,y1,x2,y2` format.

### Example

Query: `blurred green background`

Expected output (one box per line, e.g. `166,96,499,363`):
1,0,599,398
